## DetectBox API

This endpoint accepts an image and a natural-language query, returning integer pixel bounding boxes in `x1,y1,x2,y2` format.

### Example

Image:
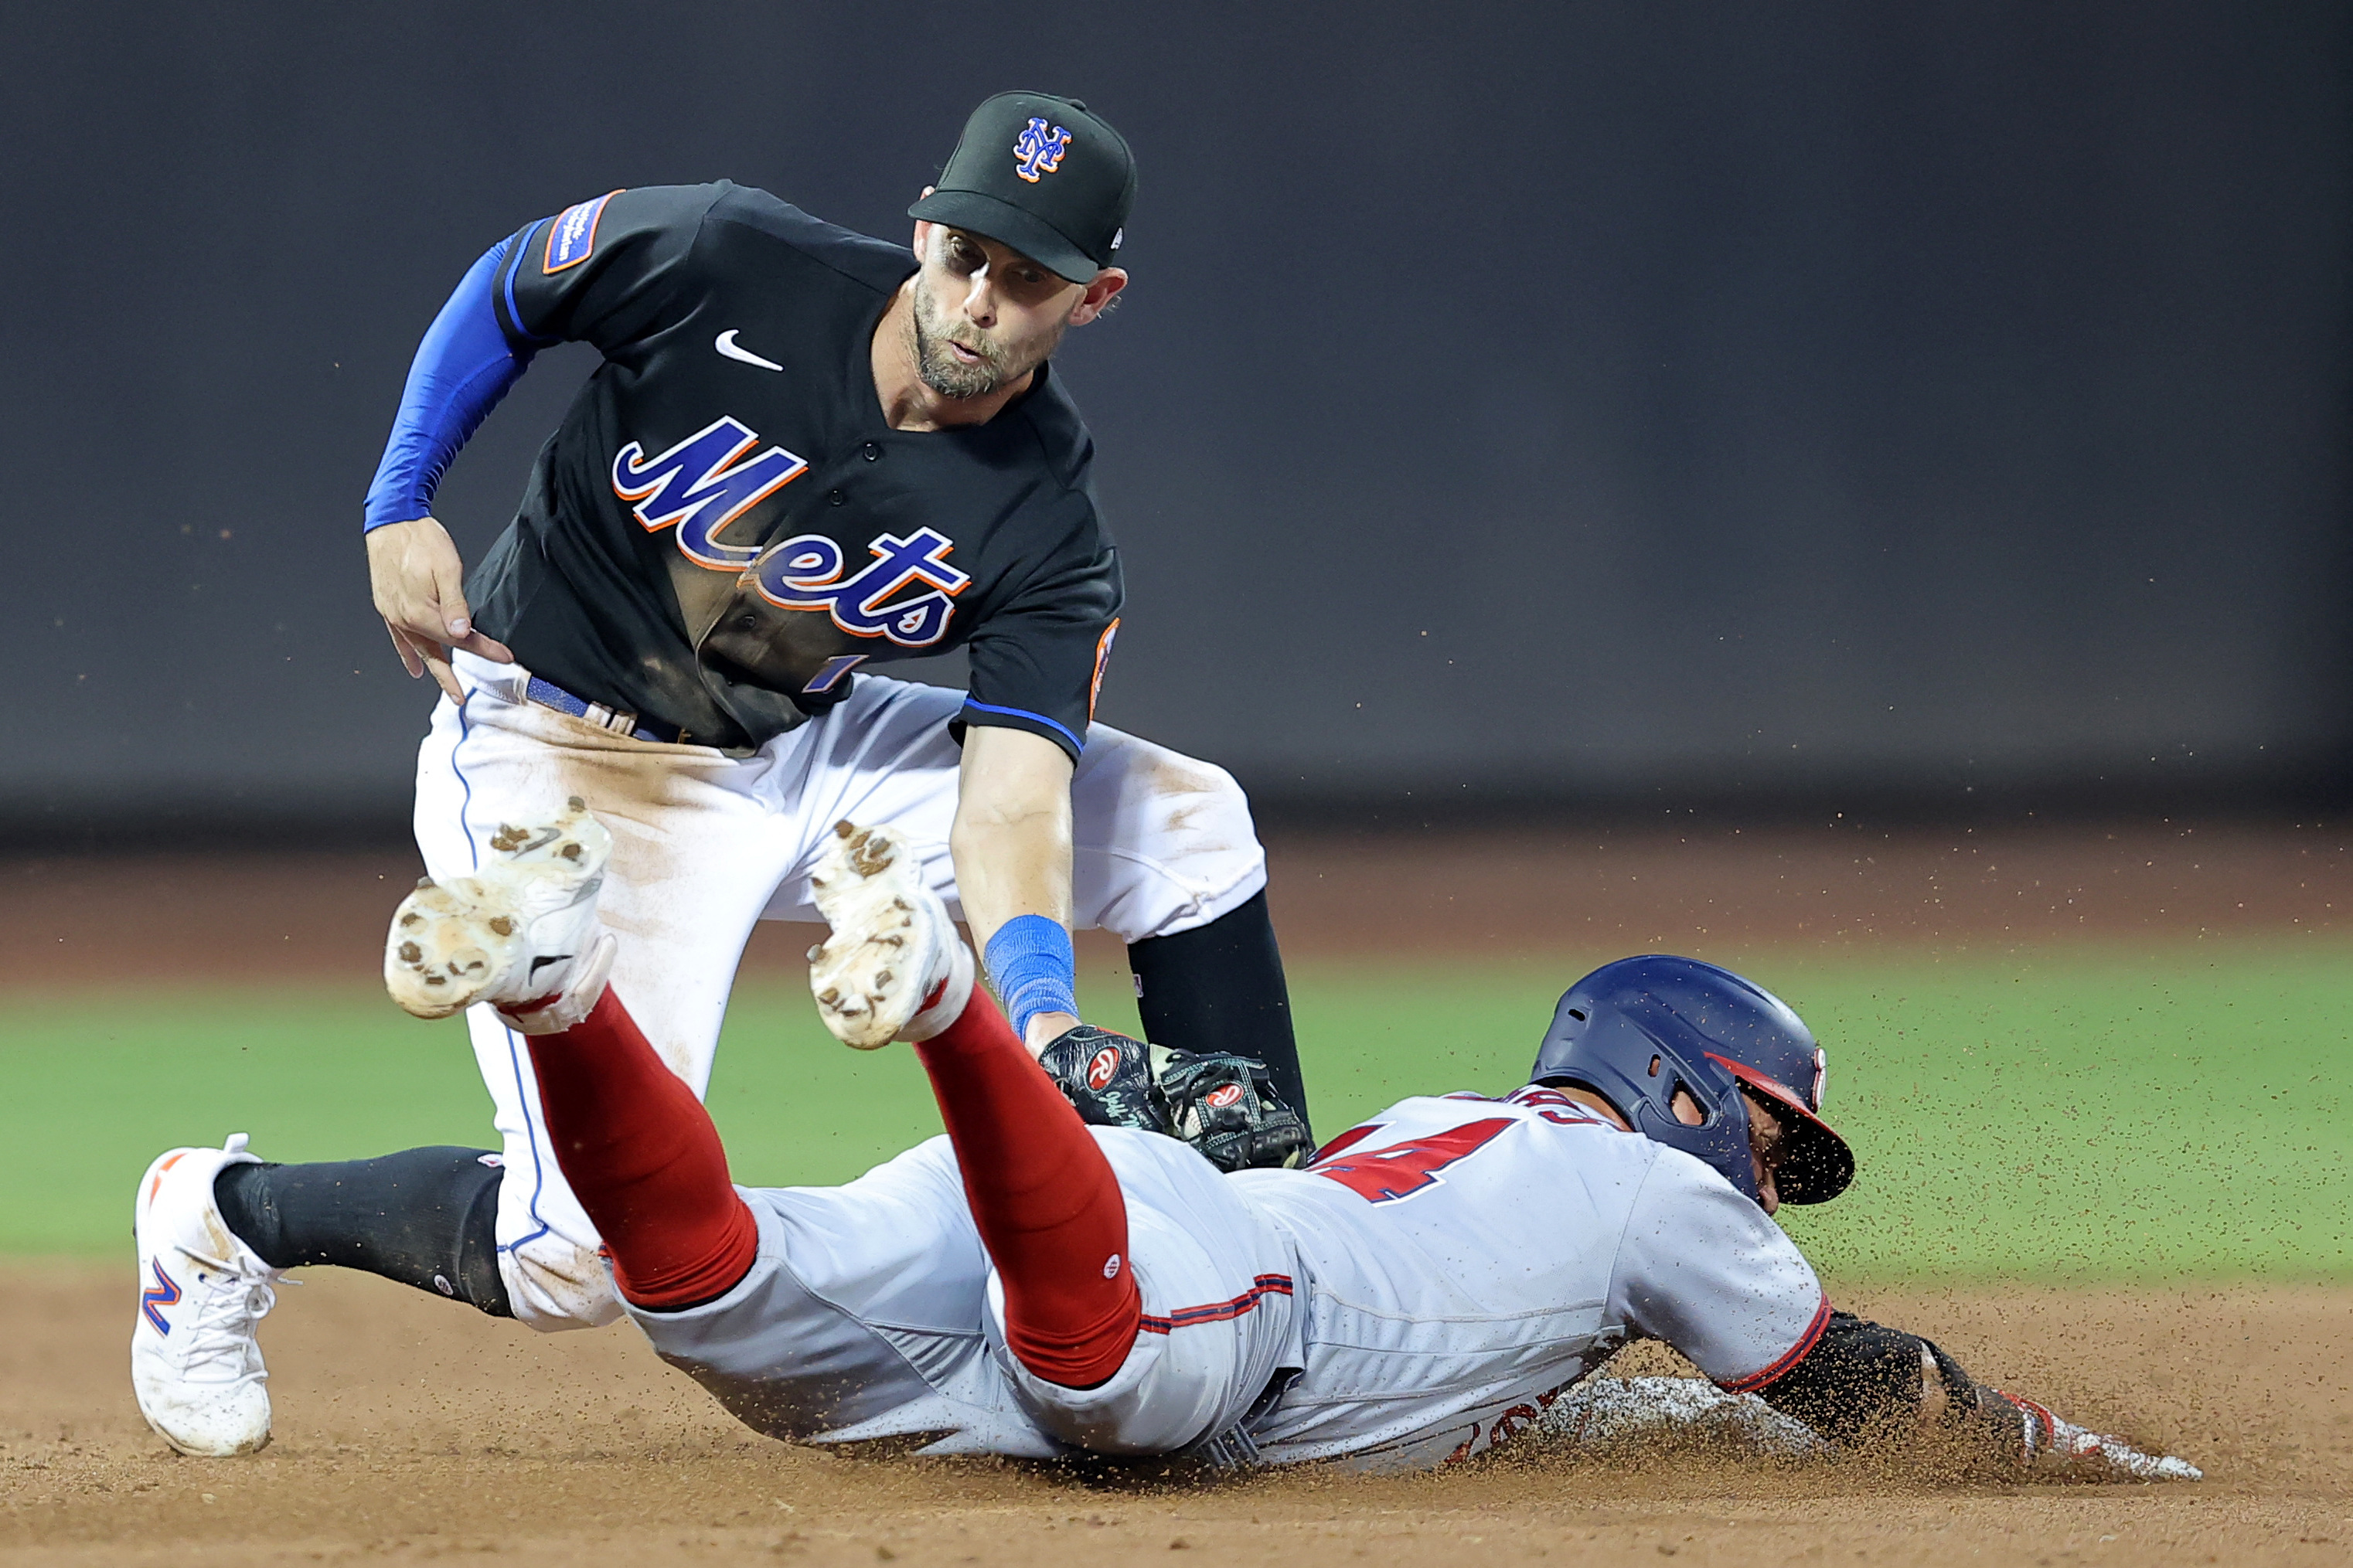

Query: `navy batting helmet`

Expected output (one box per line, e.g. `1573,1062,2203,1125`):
1527,955,1854,1206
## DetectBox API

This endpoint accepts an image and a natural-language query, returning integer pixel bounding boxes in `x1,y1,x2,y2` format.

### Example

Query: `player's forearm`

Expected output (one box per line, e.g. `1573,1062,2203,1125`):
951,801,1073,943
362,233,537,532
1749,1311,2195,1478
952,727,1079,1045
952,726,1076,941
1752,1311,1998,1444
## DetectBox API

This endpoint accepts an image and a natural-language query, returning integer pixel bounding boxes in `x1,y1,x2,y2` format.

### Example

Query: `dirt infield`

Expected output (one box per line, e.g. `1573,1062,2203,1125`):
1,1265,2344,1566
4,817,2347,988
6,820,2347,1562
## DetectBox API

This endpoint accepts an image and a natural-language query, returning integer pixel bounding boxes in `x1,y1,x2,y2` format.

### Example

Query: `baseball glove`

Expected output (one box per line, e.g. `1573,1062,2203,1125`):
1038,1024,1314,1172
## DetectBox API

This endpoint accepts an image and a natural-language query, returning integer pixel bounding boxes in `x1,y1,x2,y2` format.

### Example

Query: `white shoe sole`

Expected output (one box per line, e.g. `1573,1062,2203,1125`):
807,822,972,1048
385,798,611,1019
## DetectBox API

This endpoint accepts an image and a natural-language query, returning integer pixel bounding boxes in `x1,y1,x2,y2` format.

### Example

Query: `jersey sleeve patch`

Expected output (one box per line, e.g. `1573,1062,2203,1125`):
543,191,622,274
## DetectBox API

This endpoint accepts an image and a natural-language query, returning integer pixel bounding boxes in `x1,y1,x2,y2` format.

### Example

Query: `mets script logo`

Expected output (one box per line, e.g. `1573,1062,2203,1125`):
614,417,968,648
1013,117,1071,182
750,529,969,648
613,417,809,571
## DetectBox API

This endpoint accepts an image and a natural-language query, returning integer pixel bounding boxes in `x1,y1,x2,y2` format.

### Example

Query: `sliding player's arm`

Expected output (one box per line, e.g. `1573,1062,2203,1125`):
1610,1151,2198,1479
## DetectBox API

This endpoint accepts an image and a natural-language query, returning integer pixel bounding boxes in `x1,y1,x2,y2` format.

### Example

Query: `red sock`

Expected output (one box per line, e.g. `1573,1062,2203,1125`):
914,986,1142,1387
523,988,760,1311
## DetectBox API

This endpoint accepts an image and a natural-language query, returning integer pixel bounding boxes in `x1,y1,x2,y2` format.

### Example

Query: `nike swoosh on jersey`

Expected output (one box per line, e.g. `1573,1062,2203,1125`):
714,329,785,372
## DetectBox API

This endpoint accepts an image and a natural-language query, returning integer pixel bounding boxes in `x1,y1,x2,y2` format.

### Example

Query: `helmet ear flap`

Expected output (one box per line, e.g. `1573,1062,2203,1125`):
1617,1039,1759,1204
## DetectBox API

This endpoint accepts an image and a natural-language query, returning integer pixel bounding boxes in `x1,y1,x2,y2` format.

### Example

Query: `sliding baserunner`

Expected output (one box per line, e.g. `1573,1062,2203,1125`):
131,811,2198,1478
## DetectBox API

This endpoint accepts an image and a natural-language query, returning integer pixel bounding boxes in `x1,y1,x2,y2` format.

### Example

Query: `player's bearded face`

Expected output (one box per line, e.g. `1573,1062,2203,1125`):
907,232,1078,400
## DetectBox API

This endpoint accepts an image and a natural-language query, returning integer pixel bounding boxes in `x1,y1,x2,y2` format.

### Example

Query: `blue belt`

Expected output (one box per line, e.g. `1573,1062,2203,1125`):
523,675,686,744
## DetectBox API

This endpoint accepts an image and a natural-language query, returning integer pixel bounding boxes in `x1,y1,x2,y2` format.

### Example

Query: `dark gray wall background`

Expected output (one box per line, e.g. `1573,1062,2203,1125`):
2,1,2344,826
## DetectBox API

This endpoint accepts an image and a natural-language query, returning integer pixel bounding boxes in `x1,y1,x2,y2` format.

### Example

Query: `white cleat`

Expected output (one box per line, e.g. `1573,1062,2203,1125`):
130,1134,280,1457
806,821,974,1048
384,796,615,1032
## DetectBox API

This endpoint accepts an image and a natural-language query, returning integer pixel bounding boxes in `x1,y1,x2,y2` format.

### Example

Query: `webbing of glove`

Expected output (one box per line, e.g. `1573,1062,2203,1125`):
1154,1047,1316,1173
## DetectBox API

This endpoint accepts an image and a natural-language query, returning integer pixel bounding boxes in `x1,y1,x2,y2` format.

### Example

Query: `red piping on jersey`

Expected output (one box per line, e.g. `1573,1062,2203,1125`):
1717,1293,1834,1394
1138,1274,1295,1335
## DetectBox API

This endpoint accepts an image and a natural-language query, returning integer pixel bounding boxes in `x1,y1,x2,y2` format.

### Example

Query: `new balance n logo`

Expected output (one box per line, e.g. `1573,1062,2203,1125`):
141,1260,181,1336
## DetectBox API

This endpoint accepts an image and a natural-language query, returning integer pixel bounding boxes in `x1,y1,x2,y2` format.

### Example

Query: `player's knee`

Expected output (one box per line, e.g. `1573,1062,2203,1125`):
1136,747,1264,864
1183,755,1256,834
1079,741,1269,940
995,1179,1282,1456
498,1237,628,1332
1005,1302,1244,1456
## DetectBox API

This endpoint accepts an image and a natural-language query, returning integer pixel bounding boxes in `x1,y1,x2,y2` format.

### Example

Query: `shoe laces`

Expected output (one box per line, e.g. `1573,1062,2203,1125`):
175,1251,283,1385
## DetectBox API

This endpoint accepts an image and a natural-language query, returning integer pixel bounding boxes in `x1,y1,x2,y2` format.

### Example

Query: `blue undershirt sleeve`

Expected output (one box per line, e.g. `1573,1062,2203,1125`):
362,234,536,532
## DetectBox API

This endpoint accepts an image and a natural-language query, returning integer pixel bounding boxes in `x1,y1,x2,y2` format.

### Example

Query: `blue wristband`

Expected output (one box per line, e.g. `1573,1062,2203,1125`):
983,915,1078,1042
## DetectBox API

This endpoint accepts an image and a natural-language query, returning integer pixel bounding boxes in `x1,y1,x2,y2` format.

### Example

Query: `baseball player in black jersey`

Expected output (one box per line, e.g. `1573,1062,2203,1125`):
216,94,1313,1355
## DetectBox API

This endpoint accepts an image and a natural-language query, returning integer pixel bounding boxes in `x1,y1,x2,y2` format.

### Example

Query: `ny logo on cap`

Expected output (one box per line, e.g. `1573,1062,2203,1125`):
1013,117,1072,182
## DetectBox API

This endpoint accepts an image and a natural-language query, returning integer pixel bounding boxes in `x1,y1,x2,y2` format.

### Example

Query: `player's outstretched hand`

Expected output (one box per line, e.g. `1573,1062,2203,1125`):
1998,1391,2202,1481
366,516,514,702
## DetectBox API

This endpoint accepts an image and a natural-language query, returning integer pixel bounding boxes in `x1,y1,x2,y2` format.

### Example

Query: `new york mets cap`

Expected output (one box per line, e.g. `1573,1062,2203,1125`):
909,91,1135,283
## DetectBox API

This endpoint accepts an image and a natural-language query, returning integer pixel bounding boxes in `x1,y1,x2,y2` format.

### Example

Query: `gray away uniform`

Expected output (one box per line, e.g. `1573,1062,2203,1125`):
630,1087,1830,1472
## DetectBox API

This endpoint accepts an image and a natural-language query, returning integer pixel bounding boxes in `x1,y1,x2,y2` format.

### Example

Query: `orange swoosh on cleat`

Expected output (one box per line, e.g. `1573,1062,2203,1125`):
147,1151,189,1206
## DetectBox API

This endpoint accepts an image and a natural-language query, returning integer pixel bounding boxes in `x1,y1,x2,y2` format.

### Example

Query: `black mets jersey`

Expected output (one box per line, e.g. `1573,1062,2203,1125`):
455,182,1122,757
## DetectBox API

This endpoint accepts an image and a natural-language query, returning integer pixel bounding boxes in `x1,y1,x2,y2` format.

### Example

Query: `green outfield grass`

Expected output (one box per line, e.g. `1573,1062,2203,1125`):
5,941,2346,1280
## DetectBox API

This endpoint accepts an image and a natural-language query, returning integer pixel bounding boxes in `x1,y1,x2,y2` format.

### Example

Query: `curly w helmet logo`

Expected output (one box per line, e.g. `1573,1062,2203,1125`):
612,417,809,571
751,529,971,648
1013,117,1071,182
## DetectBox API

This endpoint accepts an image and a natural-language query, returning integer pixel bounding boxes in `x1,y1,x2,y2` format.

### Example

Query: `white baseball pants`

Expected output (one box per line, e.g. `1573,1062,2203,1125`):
414,652,1270,1330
